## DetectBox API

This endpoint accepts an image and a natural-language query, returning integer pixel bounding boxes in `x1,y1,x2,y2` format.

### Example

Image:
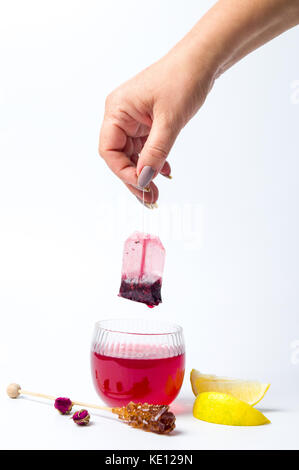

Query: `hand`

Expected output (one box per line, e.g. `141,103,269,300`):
99,0,299,206
98,48,215,206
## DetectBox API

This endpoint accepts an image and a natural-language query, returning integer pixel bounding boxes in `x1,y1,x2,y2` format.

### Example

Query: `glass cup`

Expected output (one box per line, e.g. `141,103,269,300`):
91,318,185,407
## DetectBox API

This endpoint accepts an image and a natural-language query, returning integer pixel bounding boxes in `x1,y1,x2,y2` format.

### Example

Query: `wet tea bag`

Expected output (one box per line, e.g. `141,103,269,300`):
118,231,165,307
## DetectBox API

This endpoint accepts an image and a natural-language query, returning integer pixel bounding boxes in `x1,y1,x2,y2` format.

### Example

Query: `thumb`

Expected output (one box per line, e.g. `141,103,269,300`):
137,117,178,188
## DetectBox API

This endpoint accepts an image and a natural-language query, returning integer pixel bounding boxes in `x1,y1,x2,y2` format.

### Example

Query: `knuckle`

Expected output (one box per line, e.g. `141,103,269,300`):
105,90,117,109
105,86,125,109
147,143,168,161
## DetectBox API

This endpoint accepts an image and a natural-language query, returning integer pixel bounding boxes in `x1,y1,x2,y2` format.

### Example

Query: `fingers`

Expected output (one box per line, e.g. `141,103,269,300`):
160,160,172,178
130,153,172,179
99,108,174,201
126,181,159,207
136,117,178,188
99,119,138,186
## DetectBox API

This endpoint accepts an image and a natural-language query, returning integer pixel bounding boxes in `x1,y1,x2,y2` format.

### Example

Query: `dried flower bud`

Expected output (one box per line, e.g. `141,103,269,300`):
54,397,73,415
72,409,90,426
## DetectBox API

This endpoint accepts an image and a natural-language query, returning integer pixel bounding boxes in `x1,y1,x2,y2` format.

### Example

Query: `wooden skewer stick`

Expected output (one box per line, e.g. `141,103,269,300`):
6,383,112,411
6,383,176,434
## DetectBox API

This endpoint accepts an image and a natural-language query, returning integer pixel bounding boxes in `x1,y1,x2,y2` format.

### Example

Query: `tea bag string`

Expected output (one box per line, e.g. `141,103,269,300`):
140,189,146,280
142,189,145,233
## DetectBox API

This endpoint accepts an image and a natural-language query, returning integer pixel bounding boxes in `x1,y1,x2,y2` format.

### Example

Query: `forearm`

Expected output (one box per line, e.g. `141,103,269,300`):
100,0,299,199
172,0,299,81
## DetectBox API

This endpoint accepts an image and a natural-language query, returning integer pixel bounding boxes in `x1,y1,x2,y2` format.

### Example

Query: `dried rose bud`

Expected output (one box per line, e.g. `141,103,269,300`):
72,409,90,426
54,397,73,415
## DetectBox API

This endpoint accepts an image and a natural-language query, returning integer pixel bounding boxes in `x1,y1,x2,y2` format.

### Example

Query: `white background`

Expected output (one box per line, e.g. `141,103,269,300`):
0,0,298,450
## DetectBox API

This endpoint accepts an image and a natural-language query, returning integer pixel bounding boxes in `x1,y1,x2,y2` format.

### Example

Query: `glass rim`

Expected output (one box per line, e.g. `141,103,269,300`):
94,318,183,336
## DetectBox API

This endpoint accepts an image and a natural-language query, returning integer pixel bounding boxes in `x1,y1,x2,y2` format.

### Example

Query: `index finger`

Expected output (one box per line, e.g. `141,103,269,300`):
98,118,138,186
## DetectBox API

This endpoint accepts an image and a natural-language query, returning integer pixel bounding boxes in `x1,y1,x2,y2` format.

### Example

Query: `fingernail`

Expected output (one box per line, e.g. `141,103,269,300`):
131,184,151,192
137,166,155,188
163,174,172,179
135,197,158,209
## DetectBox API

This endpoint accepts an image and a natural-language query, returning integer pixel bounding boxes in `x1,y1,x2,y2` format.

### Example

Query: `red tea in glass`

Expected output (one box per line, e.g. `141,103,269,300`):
91,319,185,407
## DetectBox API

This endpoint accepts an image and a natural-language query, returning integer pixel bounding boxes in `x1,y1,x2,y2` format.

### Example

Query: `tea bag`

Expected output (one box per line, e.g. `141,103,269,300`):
118,231,165,307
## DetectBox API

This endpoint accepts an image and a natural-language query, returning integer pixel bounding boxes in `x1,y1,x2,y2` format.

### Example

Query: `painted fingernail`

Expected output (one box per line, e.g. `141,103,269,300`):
137,166,155,188
163,174,172,179
131,184,151,192
132,184,151,193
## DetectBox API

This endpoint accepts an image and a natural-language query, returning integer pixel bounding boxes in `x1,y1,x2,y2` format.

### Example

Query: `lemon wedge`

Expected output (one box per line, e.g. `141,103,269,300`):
190,369,270,406
193,392,271,426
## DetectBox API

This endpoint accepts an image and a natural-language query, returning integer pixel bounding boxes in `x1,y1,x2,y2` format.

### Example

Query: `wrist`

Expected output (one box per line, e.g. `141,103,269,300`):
179,17,242,82
162,32,221,118
170,30,222,87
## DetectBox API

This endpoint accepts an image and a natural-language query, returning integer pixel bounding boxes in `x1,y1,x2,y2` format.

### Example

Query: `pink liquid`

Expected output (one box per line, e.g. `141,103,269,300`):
91,352,185,407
